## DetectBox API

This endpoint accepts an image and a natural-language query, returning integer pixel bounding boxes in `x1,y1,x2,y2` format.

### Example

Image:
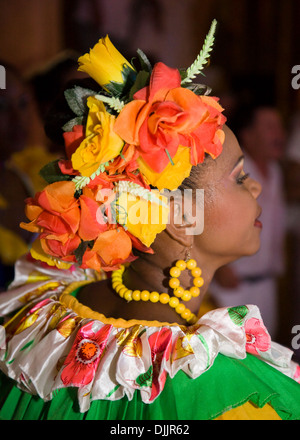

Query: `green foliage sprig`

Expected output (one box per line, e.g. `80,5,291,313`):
181,19,217,85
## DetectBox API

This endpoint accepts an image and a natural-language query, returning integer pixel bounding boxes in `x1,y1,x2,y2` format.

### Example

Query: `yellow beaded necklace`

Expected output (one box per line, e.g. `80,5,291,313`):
111,259,204,325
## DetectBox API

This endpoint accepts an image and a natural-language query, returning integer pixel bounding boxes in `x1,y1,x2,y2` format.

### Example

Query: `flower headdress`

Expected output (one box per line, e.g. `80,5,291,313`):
20,20,226,273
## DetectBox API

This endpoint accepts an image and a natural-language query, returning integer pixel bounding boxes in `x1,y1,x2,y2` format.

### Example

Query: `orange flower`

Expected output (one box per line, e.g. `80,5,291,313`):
78,188,108,241
20,181,81,259
114,62,226,187
81,227,133,271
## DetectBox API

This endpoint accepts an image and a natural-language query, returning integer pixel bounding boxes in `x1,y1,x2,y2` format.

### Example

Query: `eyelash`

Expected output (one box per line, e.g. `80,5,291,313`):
236,173,250,185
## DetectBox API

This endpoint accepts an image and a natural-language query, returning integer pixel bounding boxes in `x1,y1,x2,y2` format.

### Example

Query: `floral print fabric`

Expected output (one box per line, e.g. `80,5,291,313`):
0,256,299,413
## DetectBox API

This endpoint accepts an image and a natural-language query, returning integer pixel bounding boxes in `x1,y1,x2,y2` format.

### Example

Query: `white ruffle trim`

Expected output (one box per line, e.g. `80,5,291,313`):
0,256,299,413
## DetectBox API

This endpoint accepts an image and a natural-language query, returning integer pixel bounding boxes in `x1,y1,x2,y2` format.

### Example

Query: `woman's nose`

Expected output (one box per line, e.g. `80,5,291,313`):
247,177,262,199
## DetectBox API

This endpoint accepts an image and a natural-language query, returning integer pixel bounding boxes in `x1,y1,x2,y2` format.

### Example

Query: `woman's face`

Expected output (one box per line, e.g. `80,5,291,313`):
194,125,262,267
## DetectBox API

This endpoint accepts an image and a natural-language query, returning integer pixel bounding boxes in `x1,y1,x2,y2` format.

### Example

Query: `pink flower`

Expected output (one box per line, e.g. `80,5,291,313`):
61,321,112,387
245,318,271,355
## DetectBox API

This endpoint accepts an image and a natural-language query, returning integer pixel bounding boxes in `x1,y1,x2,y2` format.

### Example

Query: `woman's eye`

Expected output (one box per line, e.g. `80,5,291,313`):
236,172,250,185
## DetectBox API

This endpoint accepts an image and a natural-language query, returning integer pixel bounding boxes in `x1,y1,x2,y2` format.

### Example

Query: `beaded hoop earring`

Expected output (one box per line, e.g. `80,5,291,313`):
111,258,203,325
169,259,204,302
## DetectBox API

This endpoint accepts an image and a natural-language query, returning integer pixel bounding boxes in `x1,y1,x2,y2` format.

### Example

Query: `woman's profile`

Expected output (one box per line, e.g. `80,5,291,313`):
1,21,300,420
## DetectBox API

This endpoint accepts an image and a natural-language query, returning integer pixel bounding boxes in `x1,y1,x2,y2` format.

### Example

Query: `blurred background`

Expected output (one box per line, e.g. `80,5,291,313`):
0,0,300,358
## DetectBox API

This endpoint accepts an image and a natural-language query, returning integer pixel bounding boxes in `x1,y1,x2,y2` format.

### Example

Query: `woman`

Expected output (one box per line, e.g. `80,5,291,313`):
1,25,300,420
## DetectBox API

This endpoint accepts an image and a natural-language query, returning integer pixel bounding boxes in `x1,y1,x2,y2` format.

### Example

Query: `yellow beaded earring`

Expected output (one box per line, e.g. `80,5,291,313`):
169,258,204,303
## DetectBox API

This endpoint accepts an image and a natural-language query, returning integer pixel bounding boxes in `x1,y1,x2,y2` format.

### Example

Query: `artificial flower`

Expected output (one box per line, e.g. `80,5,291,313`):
20,181,81,260
71,97,124,177
29,238,73,270
63,125,85,159
78,193,108,241
107,143,140,176
81,227,133,271
77,35,135,91
114,62,226,188
116,190,169,247
137,145,192,191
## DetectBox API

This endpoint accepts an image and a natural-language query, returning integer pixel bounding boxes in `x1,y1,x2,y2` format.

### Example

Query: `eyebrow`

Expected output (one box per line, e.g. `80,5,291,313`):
231,155,244,173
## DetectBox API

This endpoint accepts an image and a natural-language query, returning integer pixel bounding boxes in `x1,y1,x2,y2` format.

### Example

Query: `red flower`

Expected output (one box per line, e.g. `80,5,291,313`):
245,318,271,355
114,62,226,173
148,328,172,401
61,321,112,387
63,125,85,159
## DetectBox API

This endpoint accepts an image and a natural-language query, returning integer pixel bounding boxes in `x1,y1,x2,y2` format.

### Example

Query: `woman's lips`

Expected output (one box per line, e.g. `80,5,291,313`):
254,207,263,228
254,219,263,229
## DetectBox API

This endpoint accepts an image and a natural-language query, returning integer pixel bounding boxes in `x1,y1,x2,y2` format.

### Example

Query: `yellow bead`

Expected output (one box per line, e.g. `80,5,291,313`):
124,290,132,301
181,309,192,320
132,290,141,301
190,286,200,297
160,293,170,304
186,259,197,270
193,277,204,287
169,278,180,289
187,314,197,324
118,287,128,298
169,266,181,278
173,286,184,298
191,267,202,277
182,290,192,301
175,260,186,270
175,303,186,314
169,297,180,308
141,290,150,301
150,291,160,303
112,282,122,290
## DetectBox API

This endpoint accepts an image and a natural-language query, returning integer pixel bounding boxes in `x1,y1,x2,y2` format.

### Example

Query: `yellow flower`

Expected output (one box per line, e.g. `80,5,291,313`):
137,146,193,191
116,191,169,247
71,96,124,177
78,35,135,90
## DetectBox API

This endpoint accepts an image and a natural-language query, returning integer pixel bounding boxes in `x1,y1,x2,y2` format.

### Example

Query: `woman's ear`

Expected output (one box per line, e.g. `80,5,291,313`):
165,198,195,248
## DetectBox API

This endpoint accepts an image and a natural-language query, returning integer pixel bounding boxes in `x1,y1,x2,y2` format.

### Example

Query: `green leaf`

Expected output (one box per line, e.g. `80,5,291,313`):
136,48,152,73
135,365,153,388
39,160,72,184
105,64,137,98
228,306,249,327
74,240,94,266
64,86,98,116
62,116,84,132
129,70,150,100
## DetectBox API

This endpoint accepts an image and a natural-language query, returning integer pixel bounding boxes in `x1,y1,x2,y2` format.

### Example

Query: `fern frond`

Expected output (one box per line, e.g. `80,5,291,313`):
72,162,110,190
181,19,217,85
95,94,125,112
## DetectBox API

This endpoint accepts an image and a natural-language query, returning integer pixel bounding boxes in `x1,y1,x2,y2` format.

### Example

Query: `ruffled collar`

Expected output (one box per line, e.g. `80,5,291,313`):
0,255,299,413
